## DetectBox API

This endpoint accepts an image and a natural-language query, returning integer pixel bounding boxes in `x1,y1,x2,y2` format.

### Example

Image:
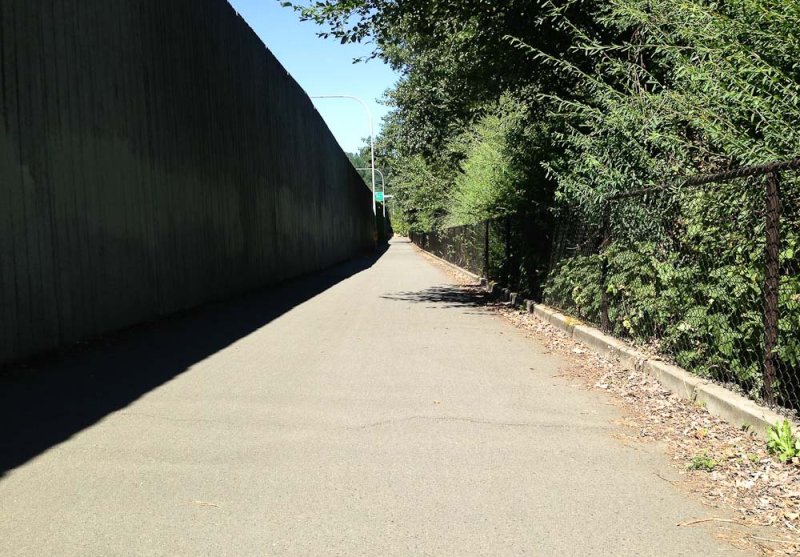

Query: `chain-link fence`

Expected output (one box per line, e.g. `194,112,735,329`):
410,213,554,297
546,160,800,413
411,223,487,278
412,159,800,414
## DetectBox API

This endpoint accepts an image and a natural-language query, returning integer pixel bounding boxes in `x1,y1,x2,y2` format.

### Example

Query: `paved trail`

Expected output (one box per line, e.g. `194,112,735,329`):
1,239,746,555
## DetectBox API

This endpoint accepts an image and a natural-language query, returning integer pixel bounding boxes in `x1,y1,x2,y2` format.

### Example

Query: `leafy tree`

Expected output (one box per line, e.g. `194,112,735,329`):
286,0,605,209
346,151,368,170
447,96,527,225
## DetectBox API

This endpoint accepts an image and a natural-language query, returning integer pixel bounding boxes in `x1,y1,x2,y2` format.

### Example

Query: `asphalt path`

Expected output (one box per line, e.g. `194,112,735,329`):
0,238,747,555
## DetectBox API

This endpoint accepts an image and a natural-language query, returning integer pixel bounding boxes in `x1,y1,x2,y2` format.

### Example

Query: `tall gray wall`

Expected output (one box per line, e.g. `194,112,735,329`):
0,0,376,365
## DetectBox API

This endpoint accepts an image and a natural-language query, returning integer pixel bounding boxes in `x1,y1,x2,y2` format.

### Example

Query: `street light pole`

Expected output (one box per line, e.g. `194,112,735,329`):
311,95,376,216
356,167,387,218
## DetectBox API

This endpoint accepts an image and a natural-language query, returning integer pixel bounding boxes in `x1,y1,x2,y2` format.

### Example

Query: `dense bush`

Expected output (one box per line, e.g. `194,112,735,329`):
544,183,800,402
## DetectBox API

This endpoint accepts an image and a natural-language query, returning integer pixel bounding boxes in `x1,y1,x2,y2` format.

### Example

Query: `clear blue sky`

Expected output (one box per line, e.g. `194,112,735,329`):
227,0,398,153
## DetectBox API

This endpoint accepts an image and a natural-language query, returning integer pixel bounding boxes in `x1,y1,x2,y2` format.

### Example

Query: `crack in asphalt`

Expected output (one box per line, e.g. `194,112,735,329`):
352,415,605,430
113,412,610,433
115,411,234,426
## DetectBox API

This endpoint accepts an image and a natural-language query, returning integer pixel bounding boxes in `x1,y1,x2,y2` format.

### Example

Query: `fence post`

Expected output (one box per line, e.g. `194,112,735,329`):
484,220,490,280
763,171,781,406
504,216,511,285
599,203,611,333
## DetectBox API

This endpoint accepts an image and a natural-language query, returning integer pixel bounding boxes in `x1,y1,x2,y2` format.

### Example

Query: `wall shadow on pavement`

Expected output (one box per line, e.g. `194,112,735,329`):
381,284,491,310
0,248,387,477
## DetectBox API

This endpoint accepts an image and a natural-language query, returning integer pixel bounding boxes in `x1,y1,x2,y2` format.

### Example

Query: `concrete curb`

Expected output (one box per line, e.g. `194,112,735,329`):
643,360,703,401
413,245,790,439
572,325,645,372
521,301,788,439
533,305,578,336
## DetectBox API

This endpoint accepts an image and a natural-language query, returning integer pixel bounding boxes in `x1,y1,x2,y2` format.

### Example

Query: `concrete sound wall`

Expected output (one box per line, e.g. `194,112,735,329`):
0,0,376,365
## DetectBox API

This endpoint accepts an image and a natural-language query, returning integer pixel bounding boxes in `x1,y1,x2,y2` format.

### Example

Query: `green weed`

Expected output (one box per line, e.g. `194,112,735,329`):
687,453,717,472
767,420,800,463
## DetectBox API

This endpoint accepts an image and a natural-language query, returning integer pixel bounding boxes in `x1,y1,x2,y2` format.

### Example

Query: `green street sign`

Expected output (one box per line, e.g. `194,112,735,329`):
375,191,384,202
